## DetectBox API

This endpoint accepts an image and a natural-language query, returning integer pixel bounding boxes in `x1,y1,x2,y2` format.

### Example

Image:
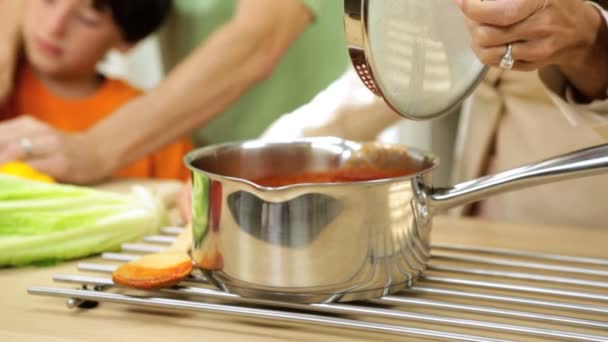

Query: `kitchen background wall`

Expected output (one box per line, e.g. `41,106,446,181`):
98,36,164,91
98,35,460,186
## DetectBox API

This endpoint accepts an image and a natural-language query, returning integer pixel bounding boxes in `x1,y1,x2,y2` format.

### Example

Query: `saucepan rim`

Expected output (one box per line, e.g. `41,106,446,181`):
183,137,440,191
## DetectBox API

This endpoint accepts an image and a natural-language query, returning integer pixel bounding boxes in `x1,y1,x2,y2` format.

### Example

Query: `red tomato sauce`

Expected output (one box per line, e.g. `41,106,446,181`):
252,167,416,187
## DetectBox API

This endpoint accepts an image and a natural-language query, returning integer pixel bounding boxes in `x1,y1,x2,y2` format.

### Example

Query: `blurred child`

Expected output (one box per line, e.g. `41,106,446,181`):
1,0,192,181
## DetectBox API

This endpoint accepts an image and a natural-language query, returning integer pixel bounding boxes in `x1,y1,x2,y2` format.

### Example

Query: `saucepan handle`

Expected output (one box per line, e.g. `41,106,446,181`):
426,143,608,215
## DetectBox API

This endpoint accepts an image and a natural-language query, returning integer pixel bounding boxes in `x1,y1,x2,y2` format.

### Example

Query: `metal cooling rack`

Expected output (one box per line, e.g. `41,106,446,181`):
28,226,608,342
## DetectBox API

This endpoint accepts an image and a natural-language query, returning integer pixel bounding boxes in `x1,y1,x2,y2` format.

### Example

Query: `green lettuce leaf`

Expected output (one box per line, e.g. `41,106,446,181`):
0,175,167,266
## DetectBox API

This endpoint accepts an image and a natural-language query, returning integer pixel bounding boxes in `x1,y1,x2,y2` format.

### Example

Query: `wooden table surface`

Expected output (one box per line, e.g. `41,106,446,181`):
1,181,607,341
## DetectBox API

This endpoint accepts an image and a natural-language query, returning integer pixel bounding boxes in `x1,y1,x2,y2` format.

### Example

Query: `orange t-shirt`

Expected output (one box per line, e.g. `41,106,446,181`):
4,64,192,181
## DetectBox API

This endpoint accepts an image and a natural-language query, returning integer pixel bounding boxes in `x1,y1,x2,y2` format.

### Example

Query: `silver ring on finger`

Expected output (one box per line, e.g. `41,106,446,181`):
18,137,33,159
499,43,515,70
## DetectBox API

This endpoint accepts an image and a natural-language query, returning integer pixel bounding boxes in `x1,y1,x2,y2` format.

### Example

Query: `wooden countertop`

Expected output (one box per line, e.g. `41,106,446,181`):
1,181,607,341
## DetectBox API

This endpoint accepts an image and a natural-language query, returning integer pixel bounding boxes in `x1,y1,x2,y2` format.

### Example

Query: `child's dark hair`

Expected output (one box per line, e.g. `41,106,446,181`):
92,0,173,43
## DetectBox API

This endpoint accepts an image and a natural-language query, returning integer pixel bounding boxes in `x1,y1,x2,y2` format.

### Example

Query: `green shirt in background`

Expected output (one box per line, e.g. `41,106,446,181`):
158,0,349,146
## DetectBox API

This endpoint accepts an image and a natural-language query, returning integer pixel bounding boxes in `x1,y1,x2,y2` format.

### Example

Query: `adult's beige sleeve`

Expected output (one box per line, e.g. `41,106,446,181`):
538,1,608,140
261,67,401,141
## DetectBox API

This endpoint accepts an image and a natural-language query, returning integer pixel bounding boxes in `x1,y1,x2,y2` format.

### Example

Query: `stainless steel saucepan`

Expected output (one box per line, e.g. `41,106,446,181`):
185,137,608,303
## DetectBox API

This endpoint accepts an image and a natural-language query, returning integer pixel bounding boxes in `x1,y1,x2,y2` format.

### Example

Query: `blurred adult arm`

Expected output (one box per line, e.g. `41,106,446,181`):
0,0,316,183
538,2,608,138
0,1,24,105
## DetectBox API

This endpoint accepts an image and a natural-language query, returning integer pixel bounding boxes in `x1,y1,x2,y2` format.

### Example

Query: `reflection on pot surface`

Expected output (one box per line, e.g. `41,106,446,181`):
227,191,342,247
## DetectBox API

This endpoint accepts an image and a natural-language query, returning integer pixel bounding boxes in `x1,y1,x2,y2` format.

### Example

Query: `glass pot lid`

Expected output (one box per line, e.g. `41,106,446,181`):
344,0,487,120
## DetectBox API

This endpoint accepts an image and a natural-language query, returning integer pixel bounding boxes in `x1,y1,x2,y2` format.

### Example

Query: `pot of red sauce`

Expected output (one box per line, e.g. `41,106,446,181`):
185,137,608,303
